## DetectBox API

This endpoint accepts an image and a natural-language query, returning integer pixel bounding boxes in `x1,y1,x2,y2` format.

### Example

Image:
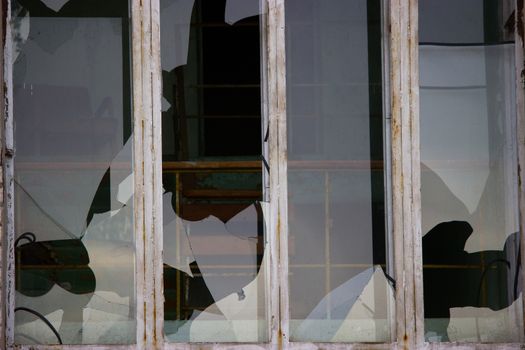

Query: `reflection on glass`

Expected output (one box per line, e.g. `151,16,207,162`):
12,0,135,345
160,0,267,342
285,0,393,342
419,0,523,342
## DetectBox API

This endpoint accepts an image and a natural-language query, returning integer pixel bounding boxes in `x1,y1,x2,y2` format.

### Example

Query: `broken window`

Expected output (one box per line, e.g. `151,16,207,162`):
4,0,525,348
420,0,523,342
160,0,268,343
11,0,135,345
285,0,394,343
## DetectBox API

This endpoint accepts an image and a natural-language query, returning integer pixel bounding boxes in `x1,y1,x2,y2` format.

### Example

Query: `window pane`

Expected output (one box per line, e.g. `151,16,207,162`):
160,0,268,342
419,0,523,342
12,0,135,345
285,0,393,342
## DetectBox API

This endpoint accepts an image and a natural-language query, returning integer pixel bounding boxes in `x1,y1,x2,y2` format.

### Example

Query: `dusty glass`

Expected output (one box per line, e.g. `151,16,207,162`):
12,0,135,345
420,0,523,342
285,0,393,342
160,0,268,342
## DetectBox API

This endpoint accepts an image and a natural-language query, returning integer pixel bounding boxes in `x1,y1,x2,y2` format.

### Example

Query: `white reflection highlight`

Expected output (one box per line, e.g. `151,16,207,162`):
420,44,519,252
41,0,69,12
163,192,195,276
185,204,260,303
420,46,490,215
447,294,524,342
164,202,268,342
14,17,126,239
225,0,261,25
15,309,63,345
160,0,194,71
293,266,393,342
112,139,133,209
184,250,267,342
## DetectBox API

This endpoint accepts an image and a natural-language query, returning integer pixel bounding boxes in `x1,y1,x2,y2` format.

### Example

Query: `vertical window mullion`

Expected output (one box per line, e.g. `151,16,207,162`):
260,0,281,347
409,0,424,345
4,0,16,346
0,0,6,343
382,0,397,341
132,0,146,347
389,0,423,348
264,0,289,348
514,0,525,339
138,0,162,347
150,0,164,345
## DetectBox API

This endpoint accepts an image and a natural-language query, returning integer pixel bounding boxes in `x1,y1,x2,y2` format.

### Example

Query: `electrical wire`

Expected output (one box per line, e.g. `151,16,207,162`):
382,269,396,290
15,307,63,345
15,232,36,247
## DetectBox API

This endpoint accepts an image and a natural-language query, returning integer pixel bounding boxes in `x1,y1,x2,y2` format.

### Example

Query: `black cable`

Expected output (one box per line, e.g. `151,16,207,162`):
15,307,63,345
262,156,270,173
15,232,36,247
381,268,396,290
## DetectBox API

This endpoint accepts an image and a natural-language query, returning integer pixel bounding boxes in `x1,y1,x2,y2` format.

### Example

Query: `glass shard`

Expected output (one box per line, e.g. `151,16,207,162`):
13,0,136,344
285,0,393,342
420,0,523,342
160,0,267,342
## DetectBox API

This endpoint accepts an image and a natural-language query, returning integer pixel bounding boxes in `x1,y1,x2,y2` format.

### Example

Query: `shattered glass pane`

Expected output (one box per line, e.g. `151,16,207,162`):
12,0,135,345
285,0,394,342
419,0,524,342
160,0,268,342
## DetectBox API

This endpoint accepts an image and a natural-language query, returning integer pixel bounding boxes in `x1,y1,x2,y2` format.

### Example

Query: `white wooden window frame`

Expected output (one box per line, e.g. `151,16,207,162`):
2,0,525,349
